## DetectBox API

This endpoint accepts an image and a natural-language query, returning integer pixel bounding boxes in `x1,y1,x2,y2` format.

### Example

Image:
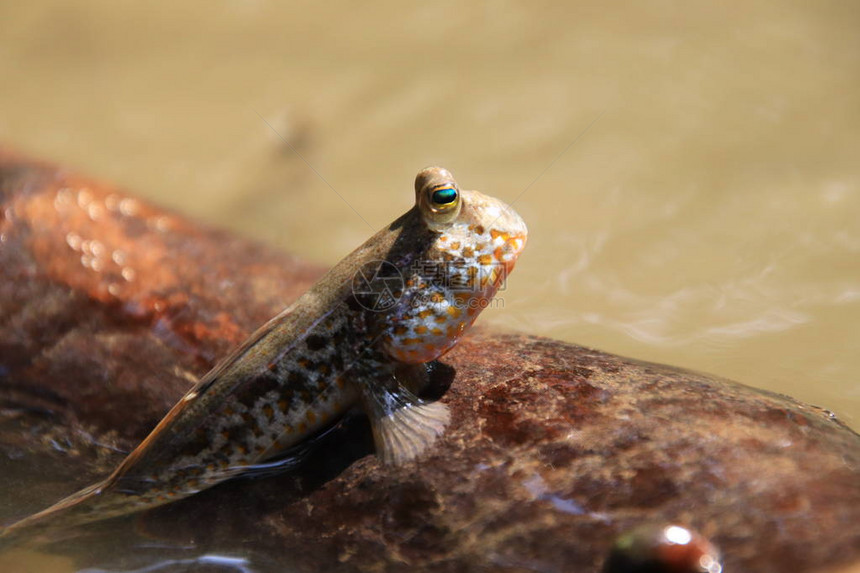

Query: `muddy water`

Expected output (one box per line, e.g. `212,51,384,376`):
0,1,858,570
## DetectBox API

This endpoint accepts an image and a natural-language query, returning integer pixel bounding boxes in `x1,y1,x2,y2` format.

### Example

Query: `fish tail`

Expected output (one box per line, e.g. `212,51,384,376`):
0,478,125,547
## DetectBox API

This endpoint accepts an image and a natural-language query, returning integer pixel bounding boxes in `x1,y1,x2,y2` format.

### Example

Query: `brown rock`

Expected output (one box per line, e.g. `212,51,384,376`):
1,149,858,573
0,147,321,444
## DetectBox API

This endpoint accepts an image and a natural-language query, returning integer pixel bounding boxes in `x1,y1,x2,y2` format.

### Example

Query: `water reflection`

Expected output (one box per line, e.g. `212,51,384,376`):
80,554,255,573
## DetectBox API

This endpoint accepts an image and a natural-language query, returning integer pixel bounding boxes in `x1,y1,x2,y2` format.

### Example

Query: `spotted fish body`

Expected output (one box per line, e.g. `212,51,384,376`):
2,167,527,541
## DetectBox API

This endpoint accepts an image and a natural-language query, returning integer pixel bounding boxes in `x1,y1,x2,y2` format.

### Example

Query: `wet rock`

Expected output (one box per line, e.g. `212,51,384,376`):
1,149,859,573
0,147,322,446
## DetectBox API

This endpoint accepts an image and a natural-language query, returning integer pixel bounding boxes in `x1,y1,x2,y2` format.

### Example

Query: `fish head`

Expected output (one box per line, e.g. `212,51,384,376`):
381,167,528,363
415,166,528,283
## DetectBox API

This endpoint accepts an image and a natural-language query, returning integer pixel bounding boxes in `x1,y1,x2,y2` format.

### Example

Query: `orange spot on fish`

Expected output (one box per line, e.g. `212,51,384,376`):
430,292,445,303
306,410,317,424
446,306,462,318
449,241,461,250
478,254,493,265
431,327,444,336
418,309,433,319
475,225,485,235
414,325,428,335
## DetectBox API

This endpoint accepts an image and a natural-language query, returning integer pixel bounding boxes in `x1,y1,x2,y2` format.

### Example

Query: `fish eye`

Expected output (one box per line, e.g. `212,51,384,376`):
415,166,462,225
431,187,458,207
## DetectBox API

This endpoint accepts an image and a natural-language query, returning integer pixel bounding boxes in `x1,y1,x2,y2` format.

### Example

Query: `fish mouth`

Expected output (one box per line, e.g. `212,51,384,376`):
499,206,528,246
503,231,527,272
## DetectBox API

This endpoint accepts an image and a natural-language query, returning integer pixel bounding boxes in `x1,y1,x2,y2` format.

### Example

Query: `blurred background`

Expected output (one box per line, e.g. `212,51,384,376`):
1,0,858,428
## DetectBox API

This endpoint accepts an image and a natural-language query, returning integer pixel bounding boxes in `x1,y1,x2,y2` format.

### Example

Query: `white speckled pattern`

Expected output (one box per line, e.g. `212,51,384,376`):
383,189,527,363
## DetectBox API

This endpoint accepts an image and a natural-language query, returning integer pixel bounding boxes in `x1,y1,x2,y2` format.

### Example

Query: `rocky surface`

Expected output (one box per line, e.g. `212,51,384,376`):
1,149,858,573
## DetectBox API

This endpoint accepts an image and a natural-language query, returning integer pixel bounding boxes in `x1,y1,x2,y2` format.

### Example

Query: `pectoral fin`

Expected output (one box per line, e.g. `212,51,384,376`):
356,373,450,466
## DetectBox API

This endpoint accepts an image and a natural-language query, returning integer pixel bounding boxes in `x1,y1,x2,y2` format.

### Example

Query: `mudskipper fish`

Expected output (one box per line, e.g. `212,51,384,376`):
1,166,528,542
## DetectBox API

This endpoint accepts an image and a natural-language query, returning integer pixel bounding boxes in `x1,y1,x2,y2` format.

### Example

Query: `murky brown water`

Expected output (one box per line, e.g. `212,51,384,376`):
1,1,859,571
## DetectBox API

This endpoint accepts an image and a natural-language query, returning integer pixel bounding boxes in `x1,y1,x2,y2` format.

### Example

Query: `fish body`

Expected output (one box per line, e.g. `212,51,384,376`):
2,167,527,541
